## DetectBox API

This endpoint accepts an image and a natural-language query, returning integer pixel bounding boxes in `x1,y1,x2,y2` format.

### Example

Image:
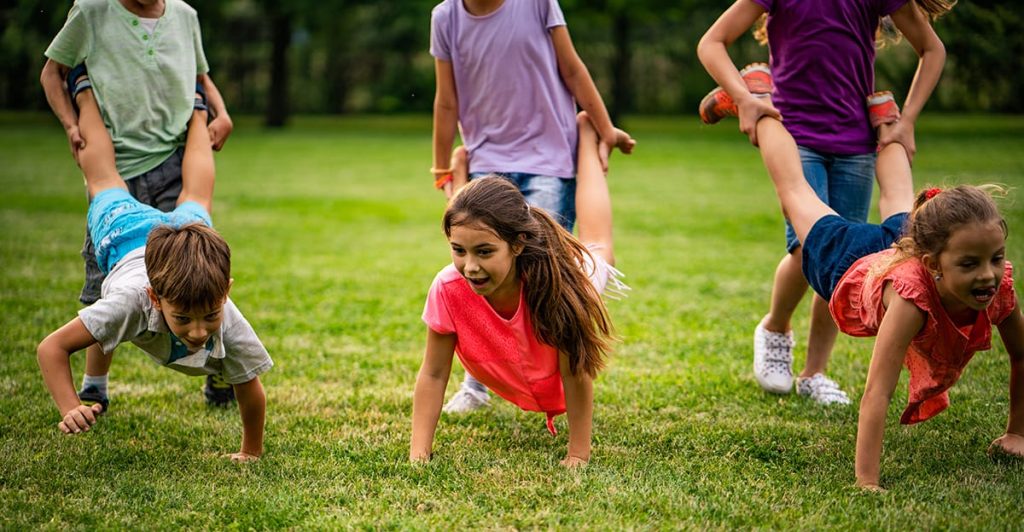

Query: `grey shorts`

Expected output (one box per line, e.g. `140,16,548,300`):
80,148,184,304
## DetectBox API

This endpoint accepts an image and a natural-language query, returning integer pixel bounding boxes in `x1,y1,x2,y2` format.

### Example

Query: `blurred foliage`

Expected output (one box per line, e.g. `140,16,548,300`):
2,0,1020,121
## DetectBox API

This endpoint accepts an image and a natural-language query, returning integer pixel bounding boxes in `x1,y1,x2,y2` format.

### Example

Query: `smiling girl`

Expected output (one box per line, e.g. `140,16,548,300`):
410,113,627,466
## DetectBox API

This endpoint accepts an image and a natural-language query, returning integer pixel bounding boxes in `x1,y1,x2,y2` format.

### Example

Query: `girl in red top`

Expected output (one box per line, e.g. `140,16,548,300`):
754,116,1024,490
411,113,628,466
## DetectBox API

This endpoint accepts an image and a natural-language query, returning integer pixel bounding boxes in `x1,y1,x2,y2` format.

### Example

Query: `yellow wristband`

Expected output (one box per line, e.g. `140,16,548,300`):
429,167,454,175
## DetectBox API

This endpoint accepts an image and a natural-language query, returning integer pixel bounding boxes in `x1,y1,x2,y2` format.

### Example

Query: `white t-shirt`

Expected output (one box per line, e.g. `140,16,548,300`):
78,249,273,384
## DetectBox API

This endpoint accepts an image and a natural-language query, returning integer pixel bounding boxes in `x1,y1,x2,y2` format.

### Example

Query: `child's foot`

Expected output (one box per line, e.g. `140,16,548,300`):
204,372,235,407
442,386,490,414
796,373,851,405
78,385,109,414
867,91,901,129
699,63,773,125
753,317,794,394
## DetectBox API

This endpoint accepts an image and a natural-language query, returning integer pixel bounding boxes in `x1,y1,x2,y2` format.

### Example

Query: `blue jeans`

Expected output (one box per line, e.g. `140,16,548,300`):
784,146,875,253
469,172,576,231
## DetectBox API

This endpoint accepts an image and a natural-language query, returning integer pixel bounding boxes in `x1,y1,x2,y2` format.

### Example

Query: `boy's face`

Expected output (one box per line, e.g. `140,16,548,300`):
148,289,228,353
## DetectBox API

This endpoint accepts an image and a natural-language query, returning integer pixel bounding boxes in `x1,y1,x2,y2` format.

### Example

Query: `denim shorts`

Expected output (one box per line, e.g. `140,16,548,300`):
469,172,576,231
785,146,876,253
802,212,908,301
81,148,184,303
87,188,211,275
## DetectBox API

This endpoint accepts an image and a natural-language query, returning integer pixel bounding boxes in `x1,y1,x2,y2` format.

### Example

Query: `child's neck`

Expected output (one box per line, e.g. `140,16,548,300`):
485,280,520,320
120,0,165,18
939,292,980,328
462,0,505,16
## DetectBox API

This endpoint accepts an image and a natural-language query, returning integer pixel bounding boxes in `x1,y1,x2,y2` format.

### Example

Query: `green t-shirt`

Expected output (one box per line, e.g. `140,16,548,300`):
46,0,210,179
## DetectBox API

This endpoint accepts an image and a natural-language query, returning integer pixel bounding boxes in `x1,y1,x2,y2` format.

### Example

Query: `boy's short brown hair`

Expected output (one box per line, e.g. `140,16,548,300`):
145,223,231,310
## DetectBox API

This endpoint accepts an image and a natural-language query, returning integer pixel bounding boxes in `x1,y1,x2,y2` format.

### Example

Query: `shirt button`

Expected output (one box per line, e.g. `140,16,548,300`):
148,49,154,55
132,19,139,26
143,34,149,40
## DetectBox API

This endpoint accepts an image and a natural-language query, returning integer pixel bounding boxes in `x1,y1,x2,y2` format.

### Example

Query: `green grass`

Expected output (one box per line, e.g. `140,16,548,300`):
2,112,1023,528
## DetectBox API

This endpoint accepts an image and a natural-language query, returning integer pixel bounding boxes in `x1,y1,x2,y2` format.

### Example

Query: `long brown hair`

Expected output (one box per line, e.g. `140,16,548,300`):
872,184,1007,276
443,177,613,378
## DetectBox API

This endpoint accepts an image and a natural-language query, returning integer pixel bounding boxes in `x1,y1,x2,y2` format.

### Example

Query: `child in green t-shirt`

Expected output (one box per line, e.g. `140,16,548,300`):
40,0,235,410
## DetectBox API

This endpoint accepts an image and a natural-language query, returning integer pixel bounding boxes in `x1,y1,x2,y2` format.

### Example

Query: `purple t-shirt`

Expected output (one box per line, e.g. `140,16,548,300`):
430,0,577,178
752,0,908,154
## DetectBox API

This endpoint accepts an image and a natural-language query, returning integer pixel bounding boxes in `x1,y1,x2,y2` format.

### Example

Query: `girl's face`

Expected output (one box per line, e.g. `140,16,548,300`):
928,220,1006,317
449,223,521,302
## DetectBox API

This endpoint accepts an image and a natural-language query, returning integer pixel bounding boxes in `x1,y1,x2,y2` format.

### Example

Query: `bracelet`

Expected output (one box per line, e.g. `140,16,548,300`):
429,167,454,175
434,173,454,189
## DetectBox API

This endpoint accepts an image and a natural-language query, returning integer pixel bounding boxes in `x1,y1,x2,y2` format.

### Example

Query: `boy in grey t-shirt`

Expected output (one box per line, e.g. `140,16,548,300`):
37,73,270,462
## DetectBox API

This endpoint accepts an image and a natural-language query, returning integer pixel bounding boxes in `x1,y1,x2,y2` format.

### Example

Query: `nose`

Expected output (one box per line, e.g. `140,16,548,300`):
978,263,996,283
187,324,209,344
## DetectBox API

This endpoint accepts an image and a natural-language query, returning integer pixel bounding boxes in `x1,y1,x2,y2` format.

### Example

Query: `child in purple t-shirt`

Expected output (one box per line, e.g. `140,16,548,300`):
697,0,950,404
428,0,633,413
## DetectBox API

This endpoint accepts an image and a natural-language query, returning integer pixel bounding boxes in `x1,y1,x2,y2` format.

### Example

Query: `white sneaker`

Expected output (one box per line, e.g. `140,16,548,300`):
442,387,490,413
753,319,795,394
796,373,851,405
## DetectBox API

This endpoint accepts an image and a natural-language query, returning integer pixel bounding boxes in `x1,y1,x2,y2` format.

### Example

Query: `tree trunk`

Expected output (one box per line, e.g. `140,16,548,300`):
266,10,292,127
609,12,632,124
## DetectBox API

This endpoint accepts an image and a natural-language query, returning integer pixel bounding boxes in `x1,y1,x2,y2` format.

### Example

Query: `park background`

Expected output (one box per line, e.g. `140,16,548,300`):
1,0,1023,528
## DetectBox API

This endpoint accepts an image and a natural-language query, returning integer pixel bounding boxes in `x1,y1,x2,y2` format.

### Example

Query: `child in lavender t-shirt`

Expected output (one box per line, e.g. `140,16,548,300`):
428,0,633,412
697,0,948,404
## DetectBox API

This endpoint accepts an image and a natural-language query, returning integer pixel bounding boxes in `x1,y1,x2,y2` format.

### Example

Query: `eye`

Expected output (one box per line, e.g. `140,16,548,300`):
204,312,221,321
478,248,493,256
174,316,191,325
450,246,466,256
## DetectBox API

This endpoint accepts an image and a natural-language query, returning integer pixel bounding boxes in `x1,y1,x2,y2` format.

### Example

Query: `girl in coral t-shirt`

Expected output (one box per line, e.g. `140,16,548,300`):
411,113,628,466
752,115,1024,490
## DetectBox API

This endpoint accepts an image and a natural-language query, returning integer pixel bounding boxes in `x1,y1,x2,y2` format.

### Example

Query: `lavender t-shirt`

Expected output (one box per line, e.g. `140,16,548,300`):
430,0,577,178
752,0,908,154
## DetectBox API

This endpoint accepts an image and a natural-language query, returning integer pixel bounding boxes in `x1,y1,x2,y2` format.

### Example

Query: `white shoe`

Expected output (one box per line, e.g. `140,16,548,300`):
442,387,490,413
796,373,851,405
753,318,795,394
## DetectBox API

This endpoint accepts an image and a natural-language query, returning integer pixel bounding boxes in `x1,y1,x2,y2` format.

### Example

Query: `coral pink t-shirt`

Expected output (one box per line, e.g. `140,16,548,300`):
831,249,1017,424
422,264,566,432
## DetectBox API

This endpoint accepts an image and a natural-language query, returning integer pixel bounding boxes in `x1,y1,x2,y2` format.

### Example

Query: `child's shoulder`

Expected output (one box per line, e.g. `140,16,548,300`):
73,0,113,16
432,264,463,286
167,0,199,18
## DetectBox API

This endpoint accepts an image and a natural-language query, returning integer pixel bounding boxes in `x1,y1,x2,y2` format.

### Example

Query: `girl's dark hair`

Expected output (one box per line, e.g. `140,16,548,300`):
443,177,613,378
753,0,955,48
873,185,1007,276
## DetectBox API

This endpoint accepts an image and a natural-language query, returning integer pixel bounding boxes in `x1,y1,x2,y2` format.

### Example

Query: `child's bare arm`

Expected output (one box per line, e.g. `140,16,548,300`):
559,351,594,466
697,0,779,146
882,2,947,162
432,59,459,197
40,59,85,159
198,74,233,151
37,318,104,434
993,304,1024,457
230,376,266,461
855,291,925,489
549,26,617,171
410,329,456,462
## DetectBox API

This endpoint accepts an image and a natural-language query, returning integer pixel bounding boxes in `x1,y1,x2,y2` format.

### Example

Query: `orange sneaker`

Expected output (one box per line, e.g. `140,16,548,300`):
867,91,901,129
699,63,773,125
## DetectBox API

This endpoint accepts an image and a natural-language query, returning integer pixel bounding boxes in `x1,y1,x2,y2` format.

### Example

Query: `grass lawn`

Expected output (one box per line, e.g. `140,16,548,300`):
1,112,1023,528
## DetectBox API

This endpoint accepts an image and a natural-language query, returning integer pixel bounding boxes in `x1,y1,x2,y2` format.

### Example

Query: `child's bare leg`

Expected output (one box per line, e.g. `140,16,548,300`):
755,117,836,245
74,88,127,199
575,112,614,265
178,104,214,212
875,136,914,219
451,145,469,192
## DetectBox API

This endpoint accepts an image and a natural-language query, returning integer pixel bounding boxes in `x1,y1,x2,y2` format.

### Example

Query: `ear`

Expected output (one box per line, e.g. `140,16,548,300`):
921,253,941,277
512,234,527,256
146,286,162,309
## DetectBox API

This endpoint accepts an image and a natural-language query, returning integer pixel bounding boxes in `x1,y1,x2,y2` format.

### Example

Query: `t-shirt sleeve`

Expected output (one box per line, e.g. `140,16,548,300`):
429,4,452,61
879,0,910,17
422,274,456,335
191,13,210,75
44,3,91,67
77,289,149,354
993,261,1018,325
543,0,567,30
220,300,273,384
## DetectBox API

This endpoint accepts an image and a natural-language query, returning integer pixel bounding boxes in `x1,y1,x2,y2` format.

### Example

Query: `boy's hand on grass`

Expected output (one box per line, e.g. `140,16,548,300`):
988,433,1024,459
560,455,588,468
208,115,233,151
58,403,103,434
226,451,260,463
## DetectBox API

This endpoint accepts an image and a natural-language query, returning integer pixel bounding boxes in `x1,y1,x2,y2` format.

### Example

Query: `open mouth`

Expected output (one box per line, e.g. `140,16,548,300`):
971,286,997,303
466,276,489,288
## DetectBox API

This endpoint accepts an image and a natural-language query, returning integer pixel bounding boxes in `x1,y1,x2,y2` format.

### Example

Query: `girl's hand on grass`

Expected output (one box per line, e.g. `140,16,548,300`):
560,455,588,468
409,452,432,464
58,403,103,434
988,433,1024,459
855,481,886,493
226,452,260,463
